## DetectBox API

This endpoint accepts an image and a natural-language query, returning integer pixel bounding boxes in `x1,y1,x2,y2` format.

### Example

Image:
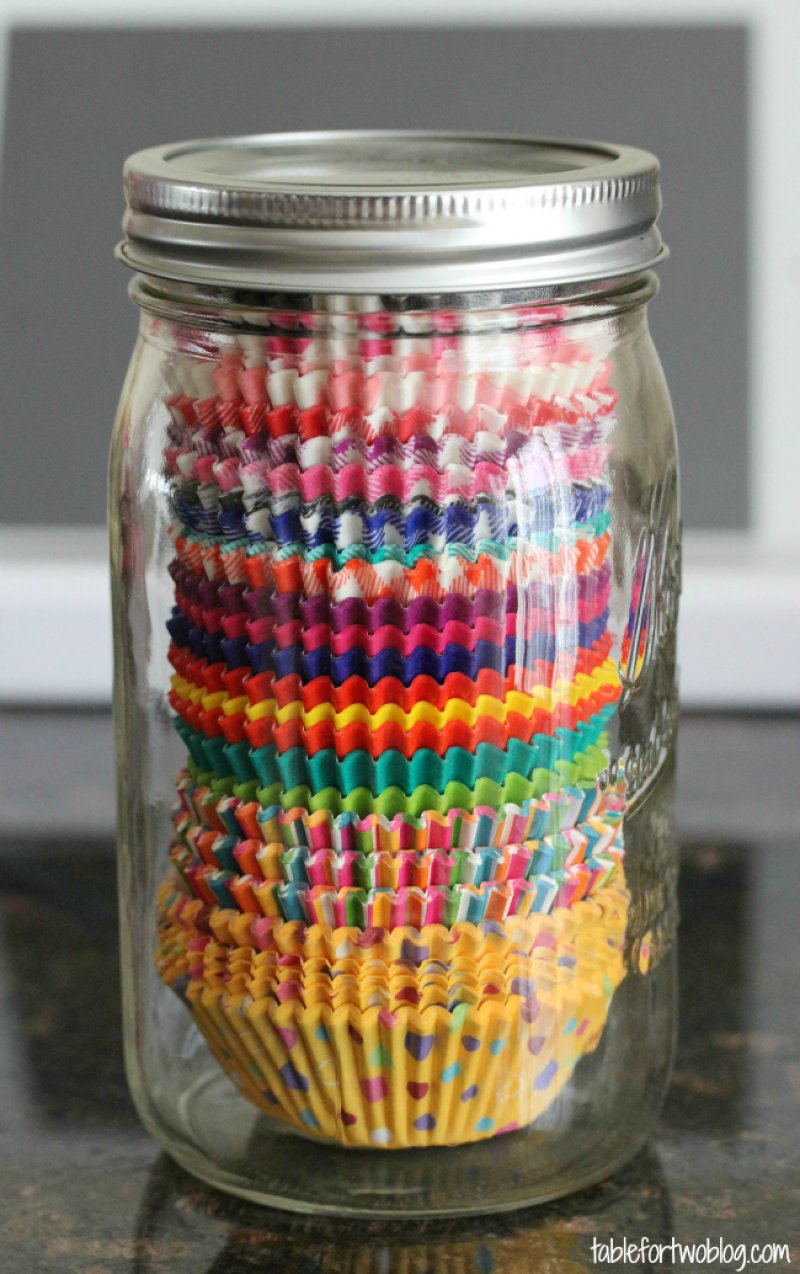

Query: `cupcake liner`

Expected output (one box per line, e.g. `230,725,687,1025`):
262,475,612,523
173,528,613,600
175,825,621,901
235,459,512,506
256,430,515,473
178,386,617,452
158,881,629,1148
255,834,619,894
276,601,612,657
264,495,508,553
240,444,611,505
202,506,616,559
168,413,614,481
269,944,617,1011
244,488,609,553
171,644,616,719
166,409,614,483
181,738,616,819
168,669,620,756
167,564,613,651
165,438,612,540
264,484,611,552
237,536,513,574
171,851,622,927
171,735,612,820
157,314,631,1152
162,345,617,440
175,774,622,856
167,603,613,671
171,567,613,629
212,535,611,598
238,440,611,499
168,786,623,925
165,592,615,671
179,633,617,705
166,418,612,507
170,668,617,737
170,665,621,759
172,704,613,795
169,676,619,763
167,618,613,687
158,883,626,968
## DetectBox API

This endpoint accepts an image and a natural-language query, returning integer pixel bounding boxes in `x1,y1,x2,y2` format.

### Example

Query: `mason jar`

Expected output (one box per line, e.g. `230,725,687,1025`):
110,132,680,1217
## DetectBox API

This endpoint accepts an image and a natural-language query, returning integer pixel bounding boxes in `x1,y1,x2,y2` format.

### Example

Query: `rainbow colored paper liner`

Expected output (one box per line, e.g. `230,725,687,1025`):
175,770,620,844
156,879,628,1148
167,781,624,927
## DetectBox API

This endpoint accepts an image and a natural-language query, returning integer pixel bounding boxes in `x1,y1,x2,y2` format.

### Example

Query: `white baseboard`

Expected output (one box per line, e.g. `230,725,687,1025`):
0,528,113,704
0,527,798,708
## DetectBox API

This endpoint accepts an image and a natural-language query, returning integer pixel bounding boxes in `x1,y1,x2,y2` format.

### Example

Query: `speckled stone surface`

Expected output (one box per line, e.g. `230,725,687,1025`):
0,715,798,1272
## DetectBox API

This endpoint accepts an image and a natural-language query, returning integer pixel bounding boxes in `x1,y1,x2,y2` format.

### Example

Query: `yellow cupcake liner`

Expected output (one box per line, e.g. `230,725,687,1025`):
156,925,528,1007
158,880,629,1148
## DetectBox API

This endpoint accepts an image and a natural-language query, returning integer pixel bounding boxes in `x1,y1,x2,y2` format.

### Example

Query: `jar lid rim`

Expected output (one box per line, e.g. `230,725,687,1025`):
119,130,667,293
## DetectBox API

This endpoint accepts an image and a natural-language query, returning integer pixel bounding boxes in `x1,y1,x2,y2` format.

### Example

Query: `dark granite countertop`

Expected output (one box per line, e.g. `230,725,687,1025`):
0,713,798,1272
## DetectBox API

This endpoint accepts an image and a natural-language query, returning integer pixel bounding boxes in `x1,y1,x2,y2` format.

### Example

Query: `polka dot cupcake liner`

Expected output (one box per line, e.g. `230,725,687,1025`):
164,911,624,1010
159,880,628,1148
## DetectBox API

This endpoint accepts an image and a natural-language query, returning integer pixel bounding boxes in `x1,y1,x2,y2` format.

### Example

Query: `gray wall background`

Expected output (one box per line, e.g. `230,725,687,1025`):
0,25,748,531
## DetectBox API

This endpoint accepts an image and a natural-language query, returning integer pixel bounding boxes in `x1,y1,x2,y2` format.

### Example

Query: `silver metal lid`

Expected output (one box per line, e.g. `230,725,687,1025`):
119,130,666,294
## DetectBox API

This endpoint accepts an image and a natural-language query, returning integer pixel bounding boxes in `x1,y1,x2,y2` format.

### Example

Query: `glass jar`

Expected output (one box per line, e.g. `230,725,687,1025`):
110,133,680,1216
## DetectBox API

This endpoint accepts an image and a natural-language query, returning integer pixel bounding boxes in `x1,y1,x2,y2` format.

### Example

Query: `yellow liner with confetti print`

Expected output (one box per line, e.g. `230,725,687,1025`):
159,879,629,1148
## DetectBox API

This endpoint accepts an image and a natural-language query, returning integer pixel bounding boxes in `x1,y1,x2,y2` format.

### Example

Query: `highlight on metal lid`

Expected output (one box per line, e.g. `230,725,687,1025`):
119,130,666,294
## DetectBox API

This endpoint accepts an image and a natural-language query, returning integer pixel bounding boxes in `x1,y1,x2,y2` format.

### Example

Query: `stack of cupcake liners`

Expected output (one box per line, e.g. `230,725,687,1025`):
156,879,628,1147
153,302,633,1147
164,766,624,928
